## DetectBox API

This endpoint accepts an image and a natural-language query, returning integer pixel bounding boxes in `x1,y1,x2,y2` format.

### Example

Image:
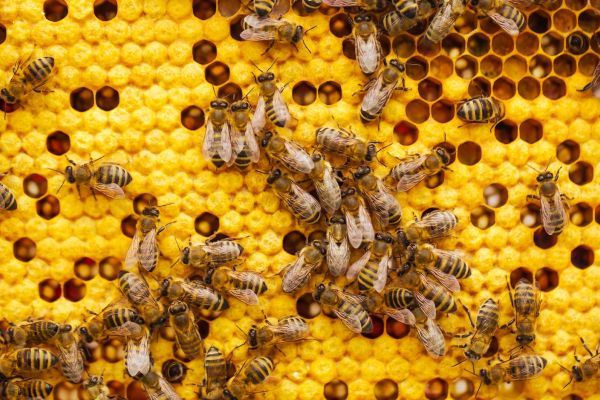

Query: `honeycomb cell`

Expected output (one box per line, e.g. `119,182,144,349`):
219,0,242,17
442,33,465,57
495,120,518,144
493,77,516,100
480,56,502,79
374,378,399,400
292,81,317,105
504,56,527,81
510,267,533,287
53,382,78,400
393,35,417,58
198,319,210,339
590,32,600,52
99,256,121,281
553,9,576,32
107,381,126,398
520,203,541,228
467,33,490,57
529,11,551,34
566,32,589,55
492,33,515,56
457,141,481,165
456,11,477,35
205,62,230,86
406,100,429,124
571,245,594,269
39,279,62,302
470,205,495,229
296,292,321,319
218,82,243,100
94,0,118,21
70,88,95,112
455,55,478,79
535,267,558,291
181,106,205,130
342,38,356,60
483,335,499,357
308,229,326,243
74,257,98,281
13,237,36,262
23,174,48,198
542,77,566,100
96,86,120,111
563,395,583,400
425,378,448,400
394,121,418,145
424,171,445,189
530,55,552,79
579,53,599,76
484,183,508,208
162,359,188,383
417,37,440,58
516,33,539,56
385,318,409,339
569,202,593,226
579,10,600,33
133,193,158,214
541,32,564,55
36,195,60,220
418,78,442,101
430,56,454,79
283,231,307,255
195,212,220,237
566,0,586,9
0,23,5,45
324,379,349,400
64,278,87,302
44,0,68,22
126,380,146,399
230,15,246,41
554,54,576,77
431,100,454,123
193,0,217,19
193,40,218,65
379,36,392,58
450,378,474,400
533,227,558,249
362,315,384,339
103,339,125,363
318,81,342,105
121,215,138,238
519,119,543,144
556,139,580,164
46,131,71,156
518,77,541,100
406,57,428,80
319,3,338,15
568,161,593,185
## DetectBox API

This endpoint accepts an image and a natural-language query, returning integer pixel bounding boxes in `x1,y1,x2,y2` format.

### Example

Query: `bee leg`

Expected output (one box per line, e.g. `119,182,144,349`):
526,194,540,203
460,301,475,329
274,344,286,357
76,184,83,199
580,336,594,357
261,40,276,56
499,319,514,332
577,82,592,92
453,333,473,339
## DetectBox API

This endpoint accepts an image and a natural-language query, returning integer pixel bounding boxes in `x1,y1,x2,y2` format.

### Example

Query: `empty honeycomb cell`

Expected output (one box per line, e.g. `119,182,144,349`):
456,11,478,34
492,77,516,100
492,33,515,56
13,237,36,262
193,0,217,19
483,335,499,357
554,54,576,77
94,0,118,21
569,202,593,226
133,193,158,213
535,267,559,292
579,10,600,33
342,38,356,60
205,62,230,86
107,381,126,398
126,380,146,399
571,245,594,269
425,378,448,400
197,319,210,339
470,205,495,229
218,82,243,101
495,120,518,144
64,278,87,302
393,35,417,58
394,121,419,145
424,171,445,189
556,139,580,164
46,131,71,155
519,119,543,144
518,77,541,100
385,318,409,339
553,9,576,32
296,292,321,318
450,378,474,400
308,229,326,243
504,56,527,81
467,33,491,57
568,161,593,185
324,379,349,400
181,106,205,130
374,378,399,400
406,57,428,80
103,339,125,363
74,257,98,281
418,78,442,102
193,40,218,65
53,382,78,399
44,0,68,22
516,33,539,56
529,10,551,34
430,56,454,79
566,32,589,55
70,87,95,112
542,77,566,100
563,396,583,400
219,0,242,17
379,36,392,58
510,266,533,287
520,203,541,227
318,81,342,105
417,37,441,58
283,231,307,255
36,195,60,220
442,33,466,57
457,141,481,165
229,15,246,41
566,0,586,9
530,55,552,79
195,212,220,237
23,174,48,199
292,81,317,105
95,86,120,111
99,256,122,280
406,100,429,124
431,100,454,123
579,53,599,77
121,215,138,238
455,55,478,80
38,278,62,302
541,32,564,56
480,56,502,79
484,183,508,208
591,32,600,52
533,227,558,249
362,316,384,339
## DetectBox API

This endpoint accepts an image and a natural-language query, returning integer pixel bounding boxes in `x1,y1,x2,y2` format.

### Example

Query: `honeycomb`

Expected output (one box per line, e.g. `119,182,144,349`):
0,0,599,399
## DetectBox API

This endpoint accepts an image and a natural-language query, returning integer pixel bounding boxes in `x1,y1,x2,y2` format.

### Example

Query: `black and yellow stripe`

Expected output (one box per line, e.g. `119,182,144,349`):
338,299,373,333
384,288,414,309
232,272,267,295
22,57,54,87
498,4,525,30
421,284,456,313
514,279,536,314
18,379,53,398
185,289,230,311
244,356,274,384
103,307,141,329
435,253,471,279
357,262,380,292
15,348,59,371
95,164,132,187
27,320,60,343
394,0,417,18
476,298,500,333
254,0,276,17
0,182,17,210
457,98,495,122
205,346,227,390
266,98,286,127
302,0,321,12
234,145,252,170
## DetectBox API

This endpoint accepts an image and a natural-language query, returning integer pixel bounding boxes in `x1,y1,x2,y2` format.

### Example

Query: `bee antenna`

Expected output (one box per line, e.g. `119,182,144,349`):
168,258,180,269
474,378,483,399
56,178,66,194
452,358,467,368
157,203,174,208
302,38,312,54
250,60,264,73
305,25,317,34
254,169,269,174
527,163,542,173
266,58,278,72
46,167,64,175
174,237,181,251
556,362,571,374
212,85,217,98
234,323,247,338
243,87,255,100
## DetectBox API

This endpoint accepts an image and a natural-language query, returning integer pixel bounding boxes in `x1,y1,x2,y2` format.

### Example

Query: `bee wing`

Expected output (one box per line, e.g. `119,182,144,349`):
489,12,521,36
592,61,600,90
540,189,568,235
336,289,368,305
139,228,158,272
157,375,183,400
251,96,266,132
393,155,428,191
182,280,222,304
362,74,395,116
373,255,390,293
282,252,311,293
417,210,456,232
505,0,533,7
362,181,396,227
358,202,375,243
413,290,437,320
326,230,350,276
243,14,284,28
271,320,308,340
218,123,232,163
285,182,321,219
241,27,278,41
355,33,381,75
314,163,341,215
203,120,216,161
108,321,143,337
229,124,246,156
228,289,260,305
323,0,358,5
346,250,371,280
426,267,461,292
431,248,467,273
126,333,151,378
271,0,290,17
416,318,446,358
385,308,416,326
93,182,125,199
125,232,141,268
428,3,457,43
345,210,363,249
273,89,292,128
333,308,364,333
282,139,314,173
245,124,261,163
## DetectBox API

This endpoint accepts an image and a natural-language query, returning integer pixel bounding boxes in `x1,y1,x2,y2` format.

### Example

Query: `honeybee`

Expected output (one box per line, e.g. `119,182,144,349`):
455,299,500,366
411,243,470,284
229,99,260,170
203,346,228,399
470,0,525,36
404,210,457,242
578,59,600,94
359,58,409,124
162,359,188,383
456,95,505,127
353,165,402,227
397,269,451,319
341,187,374,248
360,290,417,326
180,236,244,270
387,147,452,192
241,15,311,55
506,277,541,348
0,172,17,211
326,214,350,277
559,337,600,387
313,283,373,334
302,0,322,13
383,287,435,322
346,232,393,293
205,267,267,305
125,328,152,379
160,278,230,312
224,356,274,399
83,375,116,400
126,206,174,272
0,348,59,377
250,66,291,130
79,305,145,343
382,0,437,36
0,56,54,116
203,97,232,168
322,0,386,11
526,166,569,235
247,315,309,351
118,270,166,330
282,240,326,293
267,169,322,225
4,379,53,399
315,127,377,163
425,0,467,43
414,318,446,358
55,325,85,384
476,355,547,396
353,14,381,75
309,153,341,216
139,371,182,400
168,300,203,360
7,319,64,347
254,0,289,17
260,131,314,174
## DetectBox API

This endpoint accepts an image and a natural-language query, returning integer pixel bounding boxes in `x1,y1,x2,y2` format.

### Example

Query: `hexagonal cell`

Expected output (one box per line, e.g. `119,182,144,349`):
579,10,600,33
318,3,338,15
425,378,448,400
70,87,94,112
430,56,454,79
197,319,210,338
468,78,491,98
394,121,419,145
591,32,600,52
470,205,495,229
504,55,527,80
39,279,61,302
483,336,499,358
450,378,474,400
99,256,121,280
218,0,241,17
229,14,246,41
553,9,576,32
324,379,349,400
480,55,502,79
205,61,230,86
307,230,326,244
520,203,541,228
467,33,491,57
107,381,126,398
565,0,586,9
193,40,217,65
126,381,145,399
529,10,551,34
493,77,516,100
292,81,317,105
386,318,410,339
93,0,117,21
417,37,440,58
520,119,543,144
554,54,577,77
375,378,399,400
516,33,539,56
362,315,384,339
121,215,138,238
341,38,356,60
218,82,242,101
193,0,216,19
418,78,442,101
455,11,478,35
53,382,78,400
283,231,306,255
457,141,481,165
541,32,564,55
592,0,600,9
495,120,518,144
571,245,594,269
455,55,478,79
96,86,119,111
379,36,392,58
23,174,48,198
533,227,558,249
579,54,600,77
442,33,465,57
318,81,342,105
181,106,205,130
36,195,60,220
44,0,68,22
406,57,428,80
424,171,445,189
162,359,188,383
14,237,36,262
64,278,86,302
195,212,220,237
556,139,580,164
46,131,71,155
484,183,508,208
393,34,416,58
103,338,125,363
330,15,353,39
518,77,541,100
535,267,559,292
431,100,454,123
569,202,593,226
529,55,552,78
133,193,157,214
480,17,501,35
510,267,533,287
566,32,589,55
74,257,98,281
0,23,5,45
296,292,321,319
406,100,429,124
542,77,566,100
568,161,593,186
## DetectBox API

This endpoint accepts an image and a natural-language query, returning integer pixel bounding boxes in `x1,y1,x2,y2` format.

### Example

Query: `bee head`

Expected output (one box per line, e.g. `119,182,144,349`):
365,143,377,161
6,327,14,342
376,232,394,243
258,72,275,83
329,214,345,224
160,278,172,297
133,314,145,325
464,349,481,361
181,246,190,265
79,326,93,343
223,389,238,400
60,324,72,333
261,131,274,148
435,146,451,165
312,240,326,255
248,326,259,348
479,369,491,385
341,187,355,197
85,375,103,388
205,268,216,285
211,98,229,109
353,165,371,179
311,153,322,162
168,301,188,315
516,334,534,345
267,168,282,184
231,101,249,112
536,171,553,182
390,59,405,73
0,88,16,104
313,283,326,301
292,25,304,45
572,365,584,382
142,206,160,218
65,165,76,183
354,14,371,23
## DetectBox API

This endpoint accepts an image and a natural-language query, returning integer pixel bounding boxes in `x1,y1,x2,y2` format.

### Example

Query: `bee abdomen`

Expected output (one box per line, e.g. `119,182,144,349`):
423,285,456,313
266,99,286,127
254,0,275,16
457,98,495,122
302,0,322,12
394,0,417,18
28,320,60,343
19,379,53,398
103,308,141,329
16,348,59,371
0,182,17,210
23,57,54,85
357,263,379,291
384,288,413,309
95,164,132,187
498,4,525,30
245,356,274,384
360,107,378,123
435,255,470,279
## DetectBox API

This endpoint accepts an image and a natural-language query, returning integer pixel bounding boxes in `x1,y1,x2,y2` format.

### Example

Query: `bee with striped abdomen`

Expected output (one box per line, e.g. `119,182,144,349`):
413,243,470,281
457,95,505,128
359,289,417,326
302,0,322,13
316,127,377,164
404,210,458,242
260,131,314,174
267,169,322,225
426,0,467,43
125,205,174,272
253,0,289,17
118,270,166,330
505,277,541,348
353,14,381,75
326,214,350,277
5,379,53,399
0,172,17,211
346,232,394,293
162,359,189,383
224,356,275,400
249,63,291,130
168,300,203,360
387,147,452,192
359,58,409,124
139,371,182,400
79,304,145,343
527,166,569,236
282,240,326,293
203,346,229,400
203,97,232,169
160,278,229,312
476,355,547,396
455,299,500,366
309,153,341,216
470,0,525,36
54,324,85,384
382,0,437,36
125,328,152,379
0,348,59,376
241,15,311,56
229,99,260,170
559,337,600,388
205,267,267,305
247,315,309,351
341,187,374,248
415,318,447,359
353,165,402,228
7,319,64,347
313,283,373,334
180,236,244,270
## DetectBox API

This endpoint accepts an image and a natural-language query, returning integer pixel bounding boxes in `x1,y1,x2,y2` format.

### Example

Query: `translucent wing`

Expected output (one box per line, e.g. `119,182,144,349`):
385,308,416,325
355,33,381,75
181,281,223,306
228,289,260,305
282,252,311,293
245,124,261,163
373,255,390,293
346,250,371,280
426,267,461,292
157,375,182,400
428,3,458,43
243,14,285,28
125,232,141,268
345,210,363,249
323,0,357,5
284,183,321,219
505,0,533,7
203,120,216,161
362,74,396,116
93,183,125,199
281,139,313,173
139,229,158,272
358,202,375,243
272,89,291,128
314,163,341,215
229,124,246,156
271,319,309,340
218,123,232,163
416,211,457,235
489,12,521,36
241,28,277,41
126,333,151,378
540,190,568,235
326,231,350,276
271,0,290,17
392,154,428,191
592,61,600,91
416,318,446,358
251,96,266,132
337,289,368,305
107,321,143,338
414,290,437,320
333,308,363,333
